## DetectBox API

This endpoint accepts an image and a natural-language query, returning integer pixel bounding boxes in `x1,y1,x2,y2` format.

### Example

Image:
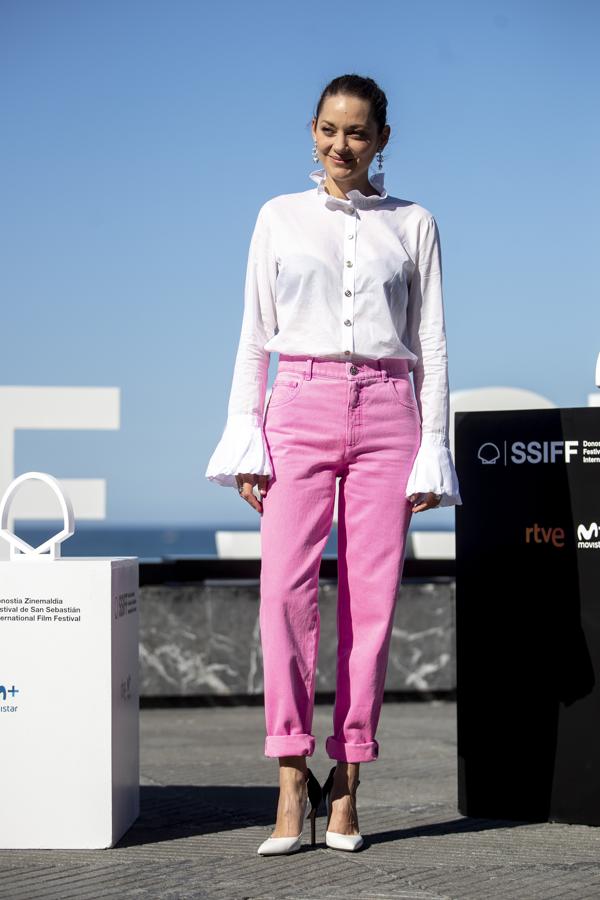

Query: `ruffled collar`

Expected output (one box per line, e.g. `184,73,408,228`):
309,166,388,210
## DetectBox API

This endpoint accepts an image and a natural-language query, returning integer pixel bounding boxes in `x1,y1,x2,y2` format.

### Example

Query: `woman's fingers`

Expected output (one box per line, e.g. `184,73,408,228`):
240,480,262,513
408,491,442,513
235,474,269,514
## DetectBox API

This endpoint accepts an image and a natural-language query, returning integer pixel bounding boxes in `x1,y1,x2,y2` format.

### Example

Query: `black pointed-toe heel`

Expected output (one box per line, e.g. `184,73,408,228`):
306,767,323,846
321,764,364,851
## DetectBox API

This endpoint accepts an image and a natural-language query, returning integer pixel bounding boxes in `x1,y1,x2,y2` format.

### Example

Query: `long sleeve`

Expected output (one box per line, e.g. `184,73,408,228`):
404,214,462,508
205,203,278,488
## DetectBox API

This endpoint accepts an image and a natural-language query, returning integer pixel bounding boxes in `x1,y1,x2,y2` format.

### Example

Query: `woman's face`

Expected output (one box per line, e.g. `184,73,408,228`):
312,93,387,184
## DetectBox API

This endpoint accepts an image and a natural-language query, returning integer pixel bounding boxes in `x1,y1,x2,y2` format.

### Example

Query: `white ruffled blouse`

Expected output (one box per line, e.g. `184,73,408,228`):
205,167,462,508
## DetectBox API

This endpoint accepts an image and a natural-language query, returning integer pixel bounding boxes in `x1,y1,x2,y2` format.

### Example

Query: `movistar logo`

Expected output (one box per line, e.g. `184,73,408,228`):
0,683,19,712
0,684,18,700
578,522,600,549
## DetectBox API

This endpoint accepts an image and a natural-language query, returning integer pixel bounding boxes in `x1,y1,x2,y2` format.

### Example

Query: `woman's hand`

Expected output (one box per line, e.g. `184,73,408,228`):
235,473,270,514
408,491,442,513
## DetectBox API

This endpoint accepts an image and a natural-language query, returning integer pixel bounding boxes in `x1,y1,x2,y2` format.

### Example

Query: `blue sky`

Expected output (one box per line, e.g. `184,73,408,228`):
1,0,598,527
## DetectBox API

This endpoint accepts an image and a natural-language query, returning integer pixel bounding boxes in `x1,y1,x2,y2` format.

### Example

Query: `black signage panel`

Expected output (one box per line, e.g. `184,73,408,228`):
455,407,600,824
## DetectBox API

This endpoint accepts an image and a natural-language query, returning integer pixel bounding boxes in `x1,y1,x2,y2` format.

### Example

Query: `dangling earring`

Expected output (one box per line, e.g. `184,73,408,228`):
312,139,319,164
376,149,384,170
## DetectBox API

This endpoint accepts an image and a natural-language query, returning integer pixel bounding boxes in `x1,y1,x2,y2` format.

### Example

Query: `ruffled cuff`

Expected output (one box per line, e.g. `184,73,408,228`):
205,413,273,488
405,432,462,508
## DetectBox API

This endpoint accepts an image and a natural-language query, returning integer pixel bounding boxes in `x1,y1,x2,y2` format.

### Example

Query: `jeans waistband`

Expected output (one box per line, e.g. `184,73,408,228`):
277,354,411,382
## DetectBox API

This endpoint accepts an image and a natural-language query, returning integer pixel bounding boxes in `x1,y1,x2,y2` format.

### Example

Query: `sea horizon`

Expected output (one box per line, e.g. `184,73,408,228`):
10,519,454,561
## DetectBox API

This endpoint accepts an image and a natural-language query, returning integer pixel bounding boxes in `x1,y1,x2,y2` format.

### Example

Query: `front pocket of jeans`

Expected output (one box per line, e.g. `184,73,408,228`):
387,376,418,410
267,377,303,409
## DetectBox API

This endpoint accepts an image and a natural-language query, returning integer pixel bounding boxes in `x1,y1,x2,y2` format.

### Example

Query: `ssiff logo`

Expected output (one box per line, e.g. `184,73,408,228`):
478,443,501,464
120,674,132,700
479,441,580,466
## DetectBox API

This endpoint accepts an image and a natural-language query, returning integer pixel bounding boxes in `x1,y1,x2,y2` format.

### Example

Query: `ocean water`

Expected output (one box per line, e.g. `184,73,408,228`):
12,523,248,560
12,520,451,561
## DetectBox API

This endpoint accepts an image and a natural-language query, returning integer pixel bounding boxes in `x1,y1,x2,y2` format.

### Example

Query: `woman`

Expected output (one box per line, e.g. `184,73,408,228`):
206,73,462,855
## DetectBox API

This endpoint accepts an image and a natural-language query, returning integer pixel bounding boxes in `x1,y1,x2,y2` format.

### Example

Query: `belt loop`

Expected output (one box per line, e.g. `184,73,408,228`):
377,359,389,382
304,358,313,380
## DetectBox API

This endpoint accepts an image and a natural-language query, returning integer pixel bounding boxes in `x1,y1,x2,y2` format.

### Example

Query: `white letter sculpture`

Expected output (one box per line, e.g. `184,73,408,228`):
0,472,75,561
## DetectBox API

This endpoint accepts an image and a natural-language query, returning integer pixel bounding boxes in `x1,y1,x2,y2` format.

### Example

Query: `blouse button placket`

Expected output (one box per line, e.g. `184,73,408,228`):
342,206,357,355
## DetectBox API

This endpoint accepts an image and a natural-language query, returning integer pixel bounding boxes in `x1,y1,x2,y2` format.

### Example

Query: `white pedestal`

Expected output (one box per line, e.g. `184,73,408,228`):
0,557,140,848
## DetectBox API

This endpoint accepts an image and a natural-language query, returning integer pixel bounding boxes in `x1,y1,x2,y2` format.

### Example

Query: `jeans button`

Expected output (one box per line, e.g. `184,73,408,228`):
350,365,359,375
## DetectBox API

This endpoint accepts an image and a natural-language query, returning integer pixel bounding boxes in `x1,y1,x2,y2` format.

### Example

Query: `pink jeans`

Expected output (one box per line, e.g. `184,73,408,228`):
259,354,422,763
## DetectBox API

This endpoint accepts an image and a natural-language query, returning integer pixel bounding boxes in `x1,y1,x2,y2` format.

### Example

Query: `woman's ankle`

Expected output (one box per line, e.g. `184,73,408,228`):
332,761,360,795
272,758,308,837
278,755,308,782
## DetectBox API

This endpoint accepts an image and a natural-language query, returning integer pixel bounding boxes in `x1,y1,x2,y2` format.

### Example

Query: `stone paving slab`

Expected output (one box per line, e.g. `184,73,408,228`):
2,701,600,899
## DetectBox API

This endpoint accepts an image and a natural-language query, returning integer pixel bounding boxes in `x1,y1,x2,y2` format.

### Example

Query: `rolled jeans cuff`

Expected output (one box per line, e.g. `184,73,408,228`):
264,734,315,758
326,736,379,762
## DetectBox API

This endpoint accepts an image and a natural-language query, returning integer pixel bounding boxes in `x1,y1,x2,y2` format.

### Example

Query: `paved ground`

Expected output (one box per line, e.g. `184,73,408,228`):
2,701,600,899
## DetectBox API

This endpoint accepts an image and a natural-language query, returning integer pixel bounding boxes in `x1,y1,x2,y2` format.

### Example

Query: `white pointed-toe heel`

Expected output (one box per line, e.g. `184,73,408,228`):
322,764,364,851
257,767,322,856
256,831,304,856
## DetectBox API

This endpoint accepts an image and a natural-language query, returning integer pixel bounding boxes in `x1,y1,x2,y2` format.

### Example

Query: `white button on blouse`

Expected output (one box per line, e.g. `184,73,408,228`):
205,167,462,508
